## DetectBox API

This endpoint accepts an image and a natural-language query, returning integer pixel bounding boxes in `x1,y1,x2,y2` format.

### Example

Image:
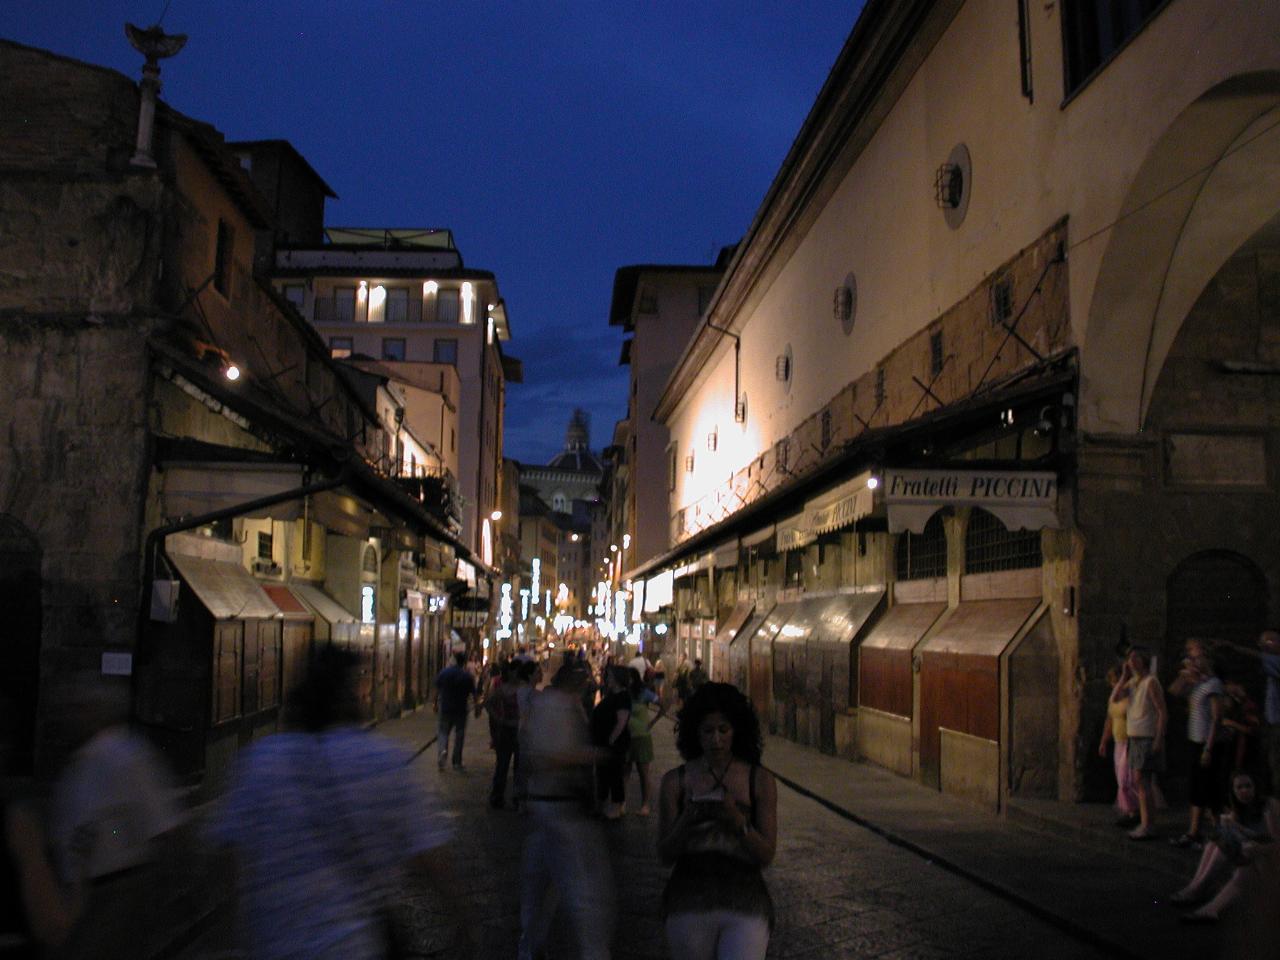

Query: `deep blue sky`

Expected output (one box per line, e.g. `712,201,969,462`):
6,1,859,463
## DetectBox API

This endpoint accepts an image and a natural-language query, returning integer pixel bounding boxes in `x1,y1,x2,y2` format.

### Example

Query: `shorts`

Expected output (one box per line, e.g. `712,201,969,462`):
1127,736,1165,773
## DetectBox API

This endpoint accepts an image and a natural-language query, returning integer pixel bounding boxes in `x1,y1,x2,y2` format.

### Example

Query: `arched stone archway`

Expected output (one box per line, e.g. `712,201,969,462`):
1166,550,1267,668
1083,72,1280,434
0,516,41,775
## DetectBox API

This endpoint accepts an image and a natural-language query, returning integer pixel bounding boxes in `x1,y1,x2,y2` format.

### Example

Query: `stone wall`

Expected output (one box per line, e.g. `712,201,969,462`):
1076,246,1280,800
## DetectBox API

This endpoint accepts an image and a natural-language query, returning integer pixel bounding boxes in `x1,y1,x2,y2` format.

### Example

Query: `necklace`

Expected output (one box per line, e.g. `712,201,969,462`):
707,757,734,793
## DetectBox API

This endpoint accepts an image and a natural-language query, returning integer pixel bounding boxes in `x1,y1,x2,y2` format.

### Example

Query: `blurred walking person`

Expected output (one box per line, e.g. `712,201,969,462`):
210,647,475,960
518,661,615,960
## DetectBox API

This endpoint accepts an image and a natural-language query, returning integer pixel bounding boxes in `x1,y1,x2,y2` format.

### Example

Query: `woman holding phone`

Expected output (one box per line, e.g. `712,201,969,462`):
657,682,777,960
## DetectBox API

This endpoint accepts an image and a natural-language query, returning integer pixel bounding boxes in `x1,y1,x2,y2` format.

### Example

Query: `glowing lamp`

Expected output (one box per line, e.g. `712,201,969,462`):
224,364,241,381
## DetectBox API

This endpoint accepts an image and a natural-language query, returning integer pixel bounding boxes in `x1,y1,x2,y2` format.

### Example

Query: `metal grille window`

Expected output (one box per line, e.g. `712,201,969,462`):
820,410,832,450
929,330,944,377
894,513,947,581
964,508,1041,573
990,278,1013,326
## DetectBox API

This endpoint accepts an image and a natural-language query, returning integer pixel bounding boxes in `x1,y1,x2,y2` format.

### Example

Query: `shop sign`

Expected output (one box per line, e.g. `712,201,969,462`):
884,469,1059,533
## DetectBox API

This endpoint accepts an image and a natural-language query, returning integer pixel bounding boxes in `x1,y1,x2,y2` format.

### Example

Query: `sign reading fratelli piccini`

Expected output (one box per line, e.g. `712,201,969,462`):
883,469,1059,533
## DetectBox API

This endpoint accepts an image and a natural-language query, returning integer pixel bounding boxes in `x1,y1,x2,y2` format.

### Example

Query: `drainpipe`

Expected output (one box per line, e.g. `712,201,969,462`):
704,318,741,423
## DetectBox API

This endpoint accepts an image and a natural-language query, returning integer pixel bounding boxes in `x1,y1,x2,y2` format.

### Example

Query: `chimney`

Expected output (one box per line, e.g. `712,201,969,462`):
125,23,187,169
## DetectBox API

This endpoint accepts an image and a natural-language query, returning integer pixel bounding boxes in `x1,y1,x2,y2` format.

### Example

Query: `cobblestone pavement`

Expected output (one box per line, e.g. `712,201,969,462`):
179,707,1114,959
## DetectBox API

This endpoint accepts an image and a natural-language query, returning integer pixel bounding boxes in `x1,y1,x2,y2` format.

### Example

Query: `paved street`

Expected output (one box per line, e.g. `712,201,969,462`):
180,704,1154,960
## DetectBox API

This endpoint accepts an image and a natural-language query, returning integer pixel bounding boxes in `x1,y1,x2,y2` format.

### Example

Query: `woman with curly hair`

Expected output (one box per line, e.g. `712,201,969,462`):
656,682,777,960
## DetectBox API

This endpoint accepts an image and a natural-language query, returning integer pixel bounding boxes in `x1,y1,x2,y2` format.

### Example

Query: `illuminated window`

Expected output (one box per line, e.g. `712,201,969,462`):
334,287,356,323
329,336,353,359
368,285,387,323
386,287,409,323
437,288,460,324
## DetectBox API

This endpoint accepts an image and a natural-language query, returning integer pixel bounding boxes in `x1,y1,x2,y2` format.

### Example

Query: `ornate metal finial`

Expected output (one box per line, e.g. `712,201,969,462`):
125,23,187,169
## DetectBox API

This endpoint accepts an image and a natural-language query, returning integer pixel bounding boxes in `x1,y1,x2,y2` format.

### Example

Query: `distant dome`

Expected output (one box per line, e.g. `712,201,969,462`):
548,408,603,474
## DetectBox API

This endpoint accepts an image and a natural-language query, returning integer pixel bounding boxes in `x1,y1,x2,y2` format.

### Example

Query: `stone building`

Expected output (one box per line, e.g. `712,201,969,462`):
0,39,478,780
625,0,1280,808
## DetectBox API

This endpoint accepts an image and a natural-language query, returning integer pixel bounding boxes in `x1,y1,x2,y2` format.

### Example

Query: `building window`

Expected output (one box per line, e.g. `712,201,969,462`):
1062,0,1168,97
257,530,273,561
820,410,832,450
329,336,353,359
433,338,458,364
875,367,886,407
386,287,409,323
964,508,1041,573
213,219,234,298
895,513,947,581
334,287,357,323
776,438,789,474
929,330,945,378
437,288,460,324
667,444,677,492
282,283,305,310
382,338,406,361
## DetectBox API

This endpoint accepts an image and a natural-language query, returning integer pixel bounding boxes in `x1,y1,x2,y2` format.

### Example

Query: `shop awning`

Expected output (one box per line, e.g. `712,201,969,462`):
167,548,280,621
160,462,309,522
919,598,1041,658
311,489,378,539
644,569,674,613
712,539,740,569
811,589,885,647
861,601,948,651
741,524,775,549
673,554,712,579
803,471,877,538
776,512,814,552
884,469,1059,534
291,583,358,626
717,600,755,645
733,605,770,651
261,584,314,621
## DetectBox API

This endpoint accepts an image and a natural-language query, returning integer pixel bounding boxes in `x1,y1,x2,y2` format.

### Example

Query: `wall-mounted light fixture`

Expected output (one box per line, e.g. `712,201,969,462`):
684,453,695,473
735,394,747,424
706,430,718,452
358,280,368,301
423,280,438,296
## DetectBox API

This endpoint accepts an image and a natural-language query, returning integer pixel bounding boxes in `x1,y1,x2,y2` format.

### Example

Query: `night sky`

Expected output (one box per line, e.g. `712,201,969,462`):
6,2,859,464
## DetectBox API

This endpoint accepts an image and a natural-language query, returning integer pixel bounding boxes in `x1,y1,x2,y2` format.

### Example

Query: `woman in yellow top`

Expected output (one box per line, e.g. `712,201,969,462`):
1099,664,1140,827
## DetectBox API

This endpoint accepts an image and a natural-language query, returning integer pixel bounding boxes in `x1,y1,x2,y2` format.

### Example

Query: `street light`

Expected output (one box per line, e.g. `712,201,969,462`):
490,509,503,521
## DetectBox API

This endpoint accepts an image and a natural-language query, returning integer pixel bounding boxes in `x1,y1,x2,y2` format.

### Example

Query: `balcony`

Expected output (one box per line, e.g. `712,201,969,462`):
397,470,462,535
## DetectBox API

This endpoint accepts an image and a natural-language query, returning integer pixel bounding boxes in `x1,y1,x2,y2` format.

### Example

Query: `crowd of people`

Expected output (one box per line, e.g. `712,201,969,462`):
1098,628,1280,926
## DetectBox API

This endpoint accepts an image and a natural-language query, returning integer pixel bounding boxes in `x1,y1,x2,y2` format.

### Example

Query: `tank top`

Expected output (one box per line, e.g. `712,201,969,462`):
1107,696,1129,742
1126,676,1159,738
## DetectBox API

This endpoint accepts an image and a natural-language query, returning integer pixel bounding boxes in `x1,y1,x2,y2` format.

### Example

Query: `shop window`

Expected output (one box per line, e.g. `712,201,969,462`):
964,508,1041,573
1062,0,1168,98
895,513,947,581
